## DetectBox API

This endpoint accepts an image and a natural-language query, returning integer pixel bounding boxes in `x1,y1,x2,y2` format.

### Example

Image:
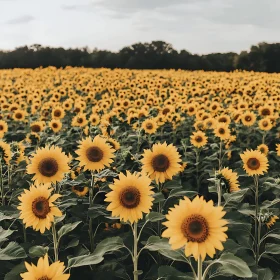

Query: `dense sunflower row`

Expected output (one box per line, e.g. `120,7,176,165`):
0,68,280,280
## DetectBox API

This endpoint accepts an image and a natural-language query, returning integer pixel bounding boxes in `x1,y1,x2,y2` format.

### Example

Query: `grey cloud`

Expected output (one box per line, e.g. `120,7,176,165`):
6,15,35,24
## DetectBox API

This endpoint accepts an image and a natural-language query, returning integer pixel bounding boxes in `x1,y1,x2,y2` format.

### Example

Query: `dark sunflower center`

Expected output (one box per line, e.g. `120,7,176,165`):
162,108,170,115
218,128,225,134
146,123,153,129
38,276,50,280
152,154,170,172
86,146,104,162
38,158,59,177
119,187,141,209
54,110,61,117
219,117,227,123
247,158,260,170
31,125,41,133
189,107,194,112
181,214,209,243
262,109,270,116
212,105,217,110
77,118,83,124
195,136,203,143
260,148,265,153
245,116,251,121
52,123,58,128
32,196,50,219
0,125,3,130
262,121,268,127
15,113,22,119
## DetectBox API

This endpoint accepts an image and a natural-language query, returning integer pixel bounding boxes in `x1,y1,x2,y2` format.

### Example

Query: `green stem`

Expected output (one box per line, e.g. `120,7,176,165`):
52,223,59,262
197,256,203,280
8,164,12,191
195,149,200,193
133,222,138,280
23,223,27,243
218,141,223,170
257,219,261,263
216,178,222,207
89,172,95,252
254,175,259,266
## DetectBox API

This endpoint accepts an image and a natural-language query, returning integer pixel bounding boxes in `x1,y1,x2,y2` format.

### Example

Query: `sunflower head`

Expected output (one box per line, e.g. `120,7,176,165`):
218,167,240,193
105,171,154,223
257,144,269,156
27,146,70,184
162,196,228,261
76,135,115,171
240,149,269,176
17,184,62,233
72,186,89,197
20,254,70,280
190,131,208,148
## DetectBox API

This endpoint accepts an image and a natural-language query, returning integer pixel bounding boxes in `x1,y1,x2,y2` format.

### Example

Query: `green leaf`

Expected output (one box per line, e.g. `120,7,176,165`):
158,266,194,280
265,243,280,254
4,263,26,280
153,192,165,204
29,246,49,258
258,268,274,280
0,227,15,243
145,212,165,222
67,254,104,268
213,252,252,278
144,236,188,263
57,221,81,241
0,242,27,260
88,204,110,219
65,238,79,249
0,212,17,221
223,188,249,206
168,189,196,199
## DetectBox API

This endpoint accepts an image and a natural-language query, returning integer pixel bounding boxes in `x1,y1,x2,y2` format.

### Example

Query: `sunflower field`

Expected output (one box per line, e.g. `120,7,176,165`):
0,67,280,280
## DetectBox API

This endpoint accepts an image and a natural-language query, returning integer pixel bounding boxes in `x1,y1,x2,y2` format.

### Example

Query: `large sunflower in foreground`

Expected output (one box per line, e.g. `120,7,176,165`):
240,149,269,176
17,184,62,233
27,146,70,184
162,196,228,261
141,142,181,183
105,171,154,223
20,254,70,280
76,135,115,171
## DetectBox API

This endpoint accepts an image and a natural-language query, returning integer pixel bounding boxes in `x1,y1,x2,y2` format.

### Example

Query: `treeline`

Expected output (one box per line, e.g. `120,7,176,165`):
0,41,280,72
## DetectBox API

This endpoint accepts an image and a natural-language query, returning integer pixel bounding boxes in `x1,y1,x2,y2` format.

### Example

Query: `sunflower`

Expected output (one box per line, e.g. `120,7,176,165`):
17,184,62,233
214,123,231,141
0,120,8,138
240,149,269,176
49,119,62,133
89,114,100,126
72,113,88,127
219,167,240,192
106,137,120,151
105,171,154,223
72,186,89,197
27,146,70,184
258,118,273,131
162,196,228,261
30,121,45,133
0,141,11,164
142,119,158,134
266,215,279,229
241,111,256,127
13,109,26,121
257,144,269,155
276,144,280,156
20,254,70,280
190,131,208,148
76,135,115,171
52,107,65,119
141,142,181,183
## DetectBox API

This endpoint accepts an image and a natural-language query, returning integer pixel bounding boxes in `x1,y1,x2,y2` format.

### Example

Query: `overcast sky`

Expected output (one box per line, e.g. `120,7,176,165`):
0,0,279,54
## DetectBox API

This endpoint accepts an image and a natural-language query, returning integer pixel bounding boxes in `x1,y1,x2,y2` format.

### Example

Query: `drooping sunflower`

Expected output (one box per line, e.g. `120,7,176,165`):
219,167,240,192
76,135,115,171
106,137,120,151
72,186,89,197
27,146,70,184
17,184,62,233
214,123,231,141
240,149,269,176
20,254,70,280
0,140,11,164
142,118,158,134
190,131,208,148
49,119,62,133
257,144,269,155
276,144,280,156
105,171,154,223
0,120,8,138
141,142,182,183
266,215,279,229
162,196,228,261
